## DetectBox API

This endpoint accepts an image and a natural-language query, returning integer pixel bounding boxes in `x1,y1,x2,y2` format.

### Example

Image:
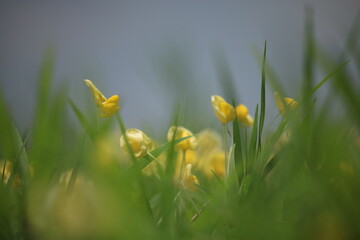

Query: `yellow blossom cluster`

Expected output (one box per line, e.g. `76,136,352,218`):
83,80,298,191
211,95,254,126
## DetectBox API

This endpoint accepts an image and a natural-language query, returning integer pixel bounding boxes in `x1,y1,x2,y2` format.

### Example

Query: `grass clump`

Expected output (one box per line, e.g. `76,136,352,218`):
1,19,360,240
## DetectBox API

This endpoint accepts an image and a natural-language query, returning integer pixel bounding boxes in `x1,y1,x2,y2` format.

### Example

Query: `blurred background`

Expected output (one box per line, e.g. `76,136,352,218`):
0,0,359,136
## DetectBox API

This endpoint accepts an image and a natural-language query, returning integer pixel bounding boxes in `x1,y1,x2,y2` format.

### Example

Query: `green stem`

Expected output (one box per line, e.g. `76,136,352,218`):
116,113,153,219
179,150,186,182
1,159,7,183
223,124,229,181
244,128,248,176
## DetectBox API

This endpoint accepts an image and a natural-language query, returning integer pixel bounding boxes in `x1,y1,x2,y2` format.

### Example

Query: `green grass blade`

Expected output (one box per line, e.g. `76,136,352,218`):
232,100,243,181
68,99,95,139
0,91,16,160
311,60,350,93
11,126,30,188
345,12,360,75
252,47,286,97
249,105,259,163
214,50,240,102
258,41,267,150
135,136,191,170
302,8,315,109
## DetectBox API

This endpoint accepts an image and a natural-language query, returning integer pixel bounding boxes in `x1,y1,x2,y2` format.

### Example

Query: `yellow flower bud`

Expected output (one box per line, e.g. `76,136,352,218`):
167,126,197,151
84,79,120,118
274,92,297,115
236,104,254,127
211,95,236,124
120,129,154,158
236,104,249,121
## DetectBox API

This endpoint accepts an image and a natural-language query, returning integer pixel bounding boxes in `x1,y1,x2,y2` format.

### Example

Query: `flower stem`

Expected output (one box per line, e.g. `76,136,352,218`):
223,124,229,182
116,113,154,219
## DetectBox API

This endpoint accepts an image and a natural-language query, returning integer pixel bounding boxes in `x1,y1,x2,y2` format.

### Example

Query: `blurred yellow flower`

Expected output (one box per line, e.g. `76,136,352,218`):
211,95,236,124
274,92,298,115
0,160,13,185
0,160,33,188
167,126,197,151
209,151,226,177
120,129,154,158
175,150,198,177
197,150,226,179
193,129,226,179
236,104,254,127
197,129,222,154
84,79,120,118
182,164,200,191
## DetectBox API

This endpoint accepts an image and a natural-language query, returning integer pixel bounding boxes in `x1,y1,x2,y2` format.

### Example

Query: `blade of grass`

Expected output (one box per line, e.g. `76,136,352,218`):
232,100,243,182
0,91,16,161
252,47,286,97
345,11,360,75
68,99,95,140
311,60,350,94
258,41,267,150
302,8,315,110
249,105,259,165
116,113,154,219
214,49,240,103
159,115,179,232
6,129,31,189
134,136,191,170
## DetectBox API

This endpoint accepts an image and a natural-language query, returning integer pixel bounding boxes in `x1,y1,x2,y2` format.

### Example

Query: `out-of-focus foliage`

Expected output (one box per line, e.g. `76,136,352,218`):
1,15,360,240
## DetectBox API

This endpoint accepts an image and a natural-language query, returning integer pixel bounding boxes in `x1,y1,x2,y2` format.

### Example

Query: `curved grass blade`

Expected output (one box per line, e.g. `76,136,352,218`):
311,60,350,94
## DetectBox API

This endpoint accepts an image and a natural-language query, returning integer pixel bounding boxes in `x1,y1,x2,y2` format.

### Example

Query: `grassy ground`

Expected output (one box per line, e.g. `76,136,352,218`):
1,17,360,240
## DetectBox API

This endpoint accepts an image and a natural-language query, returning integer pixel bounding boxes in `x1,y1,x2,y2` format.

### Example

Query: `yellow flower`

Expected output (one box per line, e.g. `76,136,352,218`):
167,126,197,151
120,129,154,158
196,150,226,179
236,104,254,127
0,160,13,184
182,164,200,191
274,92,298,115
210,151,226,177
84,79,120,118
211,95,236,124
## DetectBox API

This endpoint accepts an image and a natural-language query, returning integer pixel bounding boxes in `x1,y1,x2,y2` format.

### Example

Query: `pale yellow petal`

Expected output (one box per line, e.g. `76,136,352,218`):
84,79,107,106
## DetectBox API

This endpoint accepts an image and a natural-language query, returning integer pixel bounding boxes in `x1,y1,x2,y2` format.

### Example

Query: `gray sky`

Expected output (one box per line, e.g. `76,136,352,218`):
0,0,359,135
